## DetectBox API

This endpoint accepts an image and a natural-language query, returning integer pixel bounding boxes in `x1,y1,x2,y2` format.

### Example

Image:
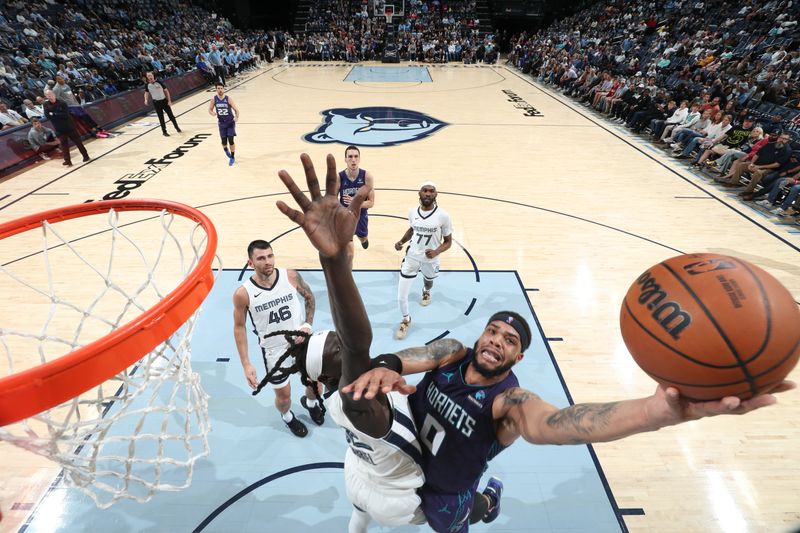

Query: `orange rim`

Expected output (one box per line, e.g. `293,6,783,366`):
0,199,217,426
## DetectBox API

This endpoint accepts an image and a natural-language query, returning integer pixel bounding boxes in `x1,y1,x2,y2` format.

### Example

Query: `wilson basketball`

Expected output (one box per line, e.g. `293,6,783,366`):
620,253,800,400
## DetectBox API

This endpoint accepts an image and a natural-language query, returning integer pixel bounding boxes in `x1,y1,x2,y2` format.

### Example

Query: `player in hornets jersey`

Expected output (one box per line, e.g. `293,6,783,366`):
393,181,452,339
208,83,239,166
275,153,426,532
337,145,375,255
232,239,324,437
344,322,794,532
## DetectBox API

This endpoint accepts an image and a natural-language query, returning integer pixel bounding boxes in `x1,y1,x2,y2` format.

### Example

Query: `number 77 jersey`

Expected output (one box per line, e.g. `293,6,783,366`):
406,205,452,260
243,268,304,351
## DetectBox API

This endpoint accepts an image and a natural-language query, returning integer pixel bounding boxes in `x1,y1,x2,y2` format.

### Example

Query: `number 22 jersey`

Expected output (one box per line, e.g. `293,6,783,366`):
242,268,303,352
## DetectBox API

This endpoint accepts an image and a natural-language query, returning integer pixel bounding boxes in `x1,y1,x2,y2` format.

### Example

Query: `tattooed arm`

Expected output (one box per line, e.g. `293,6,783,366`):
395,338,467,374
289,270,315,327
494,387,657,446
341,338,466,400
493,381,791,447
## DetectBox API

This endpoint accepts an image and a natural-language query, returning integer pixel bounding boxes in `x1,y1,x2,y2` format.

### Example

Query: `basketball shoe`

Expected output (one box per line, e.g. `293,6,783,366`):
284,412,308,437
395,318,411,340
421,290,431,306
482,477,503,523
301,396,325,425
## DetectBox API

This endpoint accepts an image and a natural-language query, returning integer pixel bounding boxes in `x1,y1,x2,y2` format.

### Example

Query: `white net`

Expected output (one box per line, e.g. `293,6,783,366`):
0,204,218,508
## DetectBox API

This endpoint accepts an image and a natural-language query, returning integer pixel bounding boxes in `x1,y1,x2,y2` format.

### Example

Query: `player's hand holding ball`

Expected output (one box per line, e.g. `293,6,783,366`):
620,253,799,404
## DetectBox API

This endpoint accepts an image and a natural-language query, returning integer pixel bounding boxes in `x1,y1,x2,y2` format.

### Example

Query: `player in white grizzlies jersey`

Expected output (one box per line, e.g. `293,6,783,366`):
232,239,324,437
394,181,453,339
276,153,428,532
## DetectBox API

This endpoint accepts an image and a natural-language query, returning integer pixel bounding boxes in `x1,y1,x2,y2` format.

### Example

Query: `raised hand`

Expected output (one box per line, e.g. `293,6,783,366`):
277,153,371,258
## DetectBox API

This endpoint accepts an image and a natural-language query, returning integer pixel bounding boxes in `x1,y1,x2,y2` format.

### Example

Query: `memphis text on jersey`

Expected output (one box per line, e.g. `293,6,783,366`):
254,293,294,313
426,381,476,438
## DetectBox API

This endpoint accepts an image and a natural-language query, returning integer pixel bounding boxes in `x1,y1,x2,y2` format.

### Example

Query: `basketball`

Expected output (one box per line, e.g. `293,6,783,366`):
620,253,800,400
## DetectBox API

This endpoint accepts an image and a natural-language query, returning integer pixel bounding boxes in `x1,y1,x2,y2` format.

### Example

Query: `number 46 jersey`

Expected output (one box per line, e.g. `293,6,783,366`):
243,268,303,352
406,205,452,261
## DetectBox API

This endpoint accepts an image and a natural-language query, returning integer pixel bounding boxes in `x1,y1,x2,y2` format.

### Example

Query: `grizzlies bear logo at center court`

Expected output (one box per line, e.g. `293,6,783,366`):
304,107,447,147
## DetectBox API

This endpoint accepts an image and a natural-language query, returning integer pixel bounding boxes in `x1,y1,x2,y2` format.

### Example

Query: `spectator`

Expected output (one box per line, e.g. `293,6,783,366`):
22,98,44,119
669,109,714,149
0,101,27,129
759,174,800,216
713,127,769,176
207,44,226,86
27,116,60,160
722,131,791,198
650,100,688,140
747,152,800,203
676,114,733,160
695,116,755,167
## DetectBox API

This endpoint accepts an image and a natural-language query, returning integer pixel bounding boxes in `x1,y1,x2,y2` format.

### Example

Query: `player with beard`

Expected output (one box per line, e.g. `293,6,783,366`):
343,312,794,532
233,239,322,437
394,182,452,340
275,154,526,531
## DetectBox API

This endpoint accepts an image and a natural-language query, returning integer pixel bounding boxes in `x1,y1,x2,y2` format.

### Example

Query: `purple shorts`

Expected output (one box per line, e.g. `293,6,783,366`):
218,122,236,139
420,480,479,533
355,211,368,238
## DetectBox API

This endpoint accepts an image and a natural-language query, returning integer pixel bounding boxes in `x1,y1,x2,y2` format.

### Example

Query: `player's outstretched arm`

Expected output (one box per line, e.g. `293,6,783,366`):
276,154,391,436
276,153,370,259
340,339,466,401
496,382,796,446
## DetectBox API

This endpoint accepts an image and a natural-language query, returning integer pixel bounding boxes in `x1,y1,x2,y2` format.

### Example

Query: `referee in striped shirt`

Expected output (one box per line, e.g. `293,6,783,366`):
144,71,182,137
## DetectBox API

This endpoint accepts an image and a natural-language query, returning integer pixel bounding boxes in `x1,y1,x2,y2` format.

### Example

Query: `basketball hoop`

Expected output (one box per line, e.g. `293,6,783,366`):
384,4,394,24
0,199,219,508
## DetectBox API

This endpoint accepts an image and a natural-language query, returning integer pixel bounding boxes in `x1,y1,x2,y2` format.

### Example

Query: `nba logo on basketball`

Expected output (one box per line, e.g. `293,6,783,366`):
304,107,447,146
682,259,736,275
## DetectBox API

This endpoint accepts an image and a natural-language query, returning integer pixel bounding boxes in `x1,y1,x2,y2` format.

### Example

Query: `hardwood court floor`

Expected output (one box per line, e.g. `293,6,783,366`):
1,61,799,532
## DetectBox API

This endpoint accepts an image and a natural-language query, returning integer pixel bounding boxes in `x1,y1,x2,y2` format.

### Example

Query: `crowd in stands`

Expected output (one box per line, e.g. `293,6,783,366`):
291,0,498,63
507,0,800,223
0,0,277,131
1,0,495,136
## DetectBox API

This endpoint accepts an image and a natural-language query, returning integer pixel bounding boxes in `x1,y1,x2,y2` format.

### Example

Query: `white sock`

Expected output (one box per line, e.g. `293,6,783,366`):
281,411,294,423
398,275,415,318
305,398,318,408
348,507,370,533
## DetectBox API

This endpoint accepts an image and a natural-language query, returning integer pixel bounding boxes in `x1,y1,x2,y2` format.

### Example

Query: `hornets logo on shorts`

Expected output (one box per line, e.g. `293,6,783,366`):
304,107,447,147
